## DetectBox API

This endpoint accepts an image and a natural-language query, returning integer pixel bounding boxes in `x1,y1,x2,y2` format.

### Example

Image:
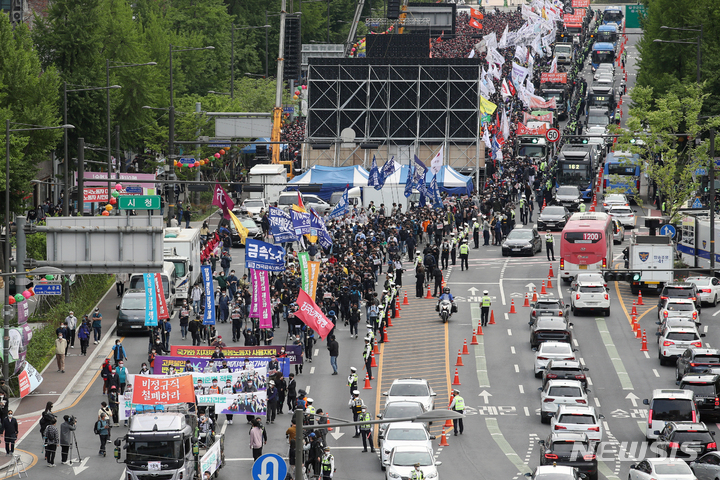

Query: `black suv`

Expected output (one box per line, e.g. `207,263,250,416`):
529,316,573,349
679,374,720,419
654,421,717,459
660,283,702,313
676,349,720,380
542,360,589,390
538,432,598,480
530,298,570,326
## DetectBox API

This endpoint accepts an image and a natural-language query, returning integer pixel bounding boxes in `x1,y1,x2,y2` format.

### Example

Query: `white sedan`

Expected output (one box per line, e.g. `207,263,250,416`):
384,446,440,480
602,193,629,212
539,379,588,423
628,458,696,480
687,276,720,307
534,341,577,378
609,205,636,228
571,283,610,316
379,422,434,469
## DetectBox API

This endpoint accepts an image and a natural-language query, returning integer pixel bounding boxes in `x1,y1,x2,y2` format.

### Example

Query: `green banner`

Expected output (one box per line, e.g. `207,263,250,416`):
625,4,647,29
297,252,310,293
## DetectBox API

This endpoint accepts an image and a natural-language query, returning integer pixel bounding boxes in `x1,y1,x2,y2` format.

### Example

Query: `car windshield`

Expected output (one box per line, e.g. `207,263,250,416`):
666,303,694,312
694,355,720,364
588,114,609,126
666,332,699,341
558,414,596,424
555,45,572,55
507,230,533,240
548,386,582,397
605,195,626,203
654,463,692,475
536,318,566,329
611,208,633,215
385,428,428,441
666,289,695,299
126,440,183,461
392,451,433,467
120,296,145,310
384,404,423,418
682,384,716,397
518,145,546,157
651,399,693,421
557,187,579,196
244,200,264,208
241,219,257,228
671,432,714,443
550,442,590,454
535,472,576,480
389,384,430,397
543,207,567,216
129,276,170,295
541,344,572,354
579,286,604,293
550,368,582,376
537,302,562,310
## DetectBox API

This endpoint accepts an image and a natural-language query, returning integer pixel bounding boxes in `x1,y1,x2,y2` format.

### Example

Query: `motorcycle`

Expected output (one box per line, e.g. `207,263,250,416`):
438,300,453,323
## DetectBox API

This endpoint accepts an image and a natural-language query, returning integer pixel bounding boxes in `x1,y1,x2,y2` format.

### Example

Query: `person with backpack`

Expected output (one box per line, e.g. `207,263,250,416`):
39,401,56,441
45,417,59,466
95,413,110,457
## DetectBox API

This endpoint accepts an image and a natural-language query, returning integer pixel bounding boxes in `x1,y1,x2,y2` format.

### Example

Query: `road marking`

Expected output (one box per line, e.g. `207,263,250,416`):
514,364,519,373
507,329,513,336
594,397,601,407
524,407,530,416
472,304,490,387
707,343,713,349
485,418,532,475
504,313,509,320
705,325,709,333
314,349,319,357
511,346,516,354
596,318,634,390
597,460,621,480
643,351,650,359
573,339,579,347
653,369,660,377
310,367,315,374
518,385,524,394
586,377,593,386
579,357,585,366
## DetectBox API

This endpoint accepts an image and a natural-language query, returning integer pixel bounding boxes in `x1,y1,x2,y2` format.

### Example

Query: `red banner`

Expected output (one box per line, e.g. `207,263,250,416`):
571,0,589,6
154,273,169,320
523,112,554,123
132,375,196,405
468,18,482,29
294,289,335,340
540,72,567,84
529,96,557,110
212,183,235,220
516,122,549,136
563,14,584,24
470,7,483,20
83,187,108,203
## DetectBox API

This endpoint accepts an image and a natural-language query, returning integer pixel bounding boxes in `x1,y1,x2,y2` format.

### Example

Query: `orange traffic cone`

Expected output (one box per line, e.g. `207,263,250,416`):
439,432,450,447
541,281,547,295
387,310,394,327
635,324,642,339
363,373,372,389
441,274,446,289
631,302,637,316
523,292,530,307
489,310,496,324
371,351,378,367
471,332,479,345
547,276,553,289
589,204,595,212
462,339,469,355
549,264,554,277
444,416,454,428
452,368,461,385
324,413,333,431
373,342,379,354
532,288,538,302
403,291,409,305
477,323,484,336
637,291,644,305
641,330,648,352
455,349,464,367
509,300,516,314
425,285,432,299
383,326,389,343
396,297,401,312
542,198,547,211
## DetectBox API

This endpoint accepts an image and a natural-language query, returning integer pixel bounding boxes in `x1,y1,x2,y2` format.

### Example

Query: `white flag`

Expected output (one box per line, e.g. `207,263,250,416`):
549,56,558,73
525,77,535,96
482,126,492,149
468,49,476,59
430,146,444,175
501,79,512,100
498,25,509,49
502,108,510,140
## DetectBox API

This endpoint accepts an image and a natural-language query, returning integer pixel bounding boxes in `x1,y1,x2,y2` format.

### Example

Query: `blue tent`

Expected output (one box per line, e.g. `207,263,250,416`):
395,165,474,195
241,138,287,154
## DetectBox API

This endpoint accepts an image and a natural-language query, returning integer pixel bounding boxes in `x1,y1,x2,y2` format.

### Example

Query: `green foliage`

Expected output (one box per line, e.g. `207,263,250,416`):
26,231,47,261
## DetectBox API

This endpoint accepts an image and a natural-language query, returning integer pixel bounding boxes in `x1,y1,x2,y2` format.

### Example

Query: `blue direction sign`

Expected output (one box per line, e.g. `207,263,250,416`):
283,106,294,113
178,157,196,165
659,224,676,239
34,284,62,295
125,186,142,194
692,197,704,209
252,453,286,480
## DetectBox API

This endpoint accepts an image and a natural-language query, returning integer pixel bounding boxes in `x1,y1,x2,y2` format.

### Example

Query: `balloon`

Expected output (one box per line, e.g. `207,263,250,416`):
105,204,113,211
102,210,110,216
40,278,47,284
293,95,299,100
302,85,307,90
174,160,178,166
29,288,35,296
8,297,14,305
14,294,23,302
115,183,122,191
111,190,120,198
219,149,225,155
45,274,54,280
109,197,117,205
22,290,31,299
194,161,200,167
214,153,221,158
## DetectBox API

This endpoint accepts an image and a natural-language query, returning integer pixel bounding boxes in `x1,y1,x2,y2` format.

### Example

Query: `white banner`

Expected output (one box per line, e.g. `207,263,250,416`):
430,146,444,175
200,438,222,476
18,362,42,398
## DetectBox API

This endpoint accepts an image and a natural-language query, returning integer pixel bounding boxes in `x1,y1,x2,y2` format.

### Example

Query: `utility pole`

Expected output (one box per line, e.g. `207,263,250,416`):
710,127,715,269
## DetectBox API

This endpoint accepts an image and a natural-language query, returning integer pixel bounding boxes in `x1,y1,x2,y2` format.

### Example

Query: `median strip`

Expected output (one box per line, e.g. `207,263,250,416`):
485,418,532,475
596,318,634,391
472,304,490,388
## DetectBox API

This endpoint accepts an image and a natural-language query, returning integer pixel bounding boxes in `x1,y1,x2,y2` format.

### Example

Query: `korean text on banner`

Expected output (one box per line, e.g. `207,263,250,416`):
245,239,286,272
307,261,320,300
268,207,297,243
197,392,267,415
298,252,310,293
18,361,43,398
132,375,195,405
540,72,567,84
256,270,272,329
294,289,334,340
154,273,169,320
212,183,235,220
144,273,158,327
169,345,304,364
290,209,312,236
249,268,260,318
201,437,222,476
327,189,348,219
201,265,215,325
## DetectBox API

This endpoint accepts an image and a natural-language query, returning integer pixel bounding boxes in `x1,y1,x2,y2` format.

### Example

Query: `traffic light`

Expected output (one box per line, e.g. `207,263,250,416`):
702,176,709,193
604,271,642,282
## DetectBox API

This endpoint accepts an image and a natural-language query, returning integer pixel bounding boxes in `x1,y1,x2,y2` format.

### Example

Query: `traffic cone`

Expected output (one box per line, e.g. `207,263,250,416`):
637,291,644,305
547,276,553,289
542,198,547,211
462,339,469,355
549,264,554,277
383,326,389,343
477,323,484,336
439,432,450,447
441,274,446,289
471,332,479,345
641,330,648,352
532,288,538,302
452,368,461,385
388,309,395,325
455,349,464,367
523,292,530,307
541,281,547,295
490,310,496,324
509,300,516,314
325,413,333,431
403,291,409,305
371,350,378,367
426,285,432,299
363,373,372,389
444,416,454,428
396,297,401,312
373,341,379,354
589,204,595,212
635,324,642,339
631,301,637,316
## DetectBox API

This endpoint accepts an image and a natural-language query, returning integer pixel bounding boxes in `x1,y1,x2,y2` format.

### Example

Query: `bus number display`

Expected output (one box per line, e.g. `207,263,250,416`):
564,232,602,244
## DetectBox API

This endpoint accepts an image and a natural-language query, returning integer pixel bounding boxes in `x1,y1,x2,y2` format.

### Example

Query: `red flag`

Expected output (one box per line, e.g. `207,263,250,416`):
507,80,517,97
154,273,169,320
468,18,483,29
470,7,484,20
436,30,444,43
294,289,335,340
212,183,235,220
297,191,305,210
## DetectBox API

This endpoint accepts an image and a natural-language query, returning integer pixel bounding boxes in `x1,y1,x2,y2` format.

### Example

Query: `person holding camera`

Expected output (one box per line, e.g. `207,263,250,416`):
60,415,76,465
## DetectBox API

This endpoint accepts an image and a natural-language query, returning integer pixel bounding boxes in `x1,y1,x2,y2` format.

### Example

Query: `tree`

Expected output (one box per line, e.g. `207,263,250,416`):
613,83,720,221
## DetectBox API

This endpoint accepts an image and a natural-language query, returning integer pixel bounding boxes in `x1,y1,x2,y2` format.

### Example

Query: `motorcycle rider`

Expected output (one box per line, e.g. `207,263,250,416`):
436,287,457,317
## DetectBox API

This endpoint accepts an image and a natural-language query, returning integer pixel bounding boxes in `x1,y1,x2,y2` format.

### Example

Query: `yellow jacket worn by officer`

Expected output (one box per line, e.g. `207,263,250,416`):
411,464,425,480
472,219,481,248
449,389,465,435
358,406,375,452
459,240,469,271
321,446,335,479
545,232,555,262
481,290,491,326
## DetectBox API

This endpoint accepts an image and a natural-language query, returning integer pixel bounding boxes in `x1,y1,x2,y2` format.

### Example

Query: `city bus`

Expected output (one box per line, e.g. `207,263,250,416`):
595,24,619,49
591,42,616,71
603,151,642,199
602,6,624,29
560,212,614,283
557,145,596,200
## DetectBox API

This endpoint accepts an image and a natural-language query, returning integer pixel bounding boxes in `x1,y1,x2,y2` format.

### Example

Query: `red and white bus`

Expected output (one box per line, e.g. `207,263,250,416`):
559,212,614,283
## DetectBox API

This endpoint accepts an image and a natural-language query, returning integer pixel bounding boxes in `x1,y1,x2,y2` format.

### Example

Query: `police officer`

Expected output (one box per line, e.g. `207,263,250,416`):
441,239,450,270
472,218,480,248
450,233,457,265
349,390,364,437
519,196,527,225
358,405,374,453
481,290,491,326
459,239,469,271
578,202,586,213
411,463,424,480
321,446,335,480
305,398,316,425
347,367,358,397
363,337,373,380
545,232,556,261
449,389,465,436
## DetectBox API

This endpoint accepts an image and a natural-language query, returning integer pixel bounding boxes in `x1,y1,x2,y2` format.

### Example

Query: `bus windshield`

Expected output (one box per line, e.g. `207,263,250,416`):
588,93,613,108
543,91,564,102
592,51,615,65
597,31,617,44
517,145,546,158
558,162,591,186
603,10,623,23
607,164,638,175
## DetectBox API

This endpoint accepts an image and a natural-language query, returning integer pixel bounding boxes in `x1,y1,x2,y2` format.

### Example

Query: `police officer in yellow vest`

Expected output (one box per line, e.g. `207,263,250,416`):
306,398,316,425
348,390,364,437
449,389,465,435
472,218,480,248
411,463,425,480
321,446,335,480
347,367,358,397
358,405,375,453
578,201,586,212
459,239,470,271
545,232,555,261
481,290,491,326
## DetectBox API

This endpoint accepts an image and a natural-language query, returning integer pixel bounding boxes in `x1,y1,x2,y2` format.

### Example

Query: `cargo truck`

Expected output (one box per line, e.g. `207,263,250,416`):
164,228,201,305
627,233,675,294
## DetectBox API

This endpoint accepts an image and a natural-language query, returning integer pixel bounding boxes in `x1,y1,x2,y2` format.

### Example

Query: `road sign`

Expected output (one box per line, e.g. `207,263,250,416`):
209,143,231,148
659,224,676,239
178,157,196,165
692,197,704,209
283,106,295,113
125,186,143,194
252,453,286,480
118,195,161,210
545,128,560,143
34,284,62,295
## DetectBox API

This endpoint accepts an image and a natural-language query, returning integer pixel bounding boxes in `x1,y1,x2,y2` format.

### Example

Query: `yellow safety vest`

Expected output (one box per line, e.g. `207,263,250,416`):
545,234,553,243
578,203,586,212
411,470,425,480
307,405,316,415
481,296,491,307
459,244,469,255
359,412,371,429
453,396,465,411
348,374,358,386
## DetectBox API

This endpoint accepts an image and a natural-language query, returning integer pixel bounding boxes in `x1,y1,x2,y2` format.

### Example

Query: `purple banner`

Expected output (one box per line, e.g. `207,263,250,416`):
16,301,29,325
249,269,260,318
152,356,290,376
257,270,272,329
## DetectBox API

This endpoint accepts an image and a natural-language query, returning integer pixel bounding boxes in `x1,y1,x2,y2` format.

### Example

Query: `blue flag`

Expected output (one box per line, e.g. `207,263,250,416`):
368,156,380,188
419,193,426,208
245,239,286,272
413,156,428,196
268,206,297,243
376,157,396,190
404,161,415,198
144,273,157,327
201,266,215,325
429,174,443,209
327,188,348,219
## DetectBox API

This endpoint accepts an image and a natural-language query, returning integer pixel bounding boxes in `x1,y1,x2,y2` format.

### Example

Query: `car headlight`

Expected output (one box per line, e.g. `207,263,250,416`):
426,472,438,479
388,472,401,479
573,199,580,202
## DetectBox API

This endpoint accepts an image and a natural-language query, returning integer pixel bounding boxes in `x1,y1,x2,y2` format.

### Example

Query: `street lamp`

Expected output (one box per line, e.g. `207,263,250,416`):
63,83,121,216
230,24,271,99
653,25,703,84
167,45,214,228
4,122,72,382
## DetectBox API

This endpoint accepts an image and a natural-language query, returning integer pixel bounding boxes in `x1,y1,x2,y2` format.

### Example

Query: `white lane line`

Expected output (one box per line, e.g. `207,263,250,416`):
314,349,319,357
594,397,601,407
579,357,586,366
306,385,311,394
573,339,579,347
586,377,593,386
514,364,520,373
643,351,650,359
519,385,524,394
707,343,712,349
714,310,720,317
524,407,530,416
653,369,660,377
705,325,709,333
505,313,509,320
507,329,513,336
310,367,315,374
511,346,516,354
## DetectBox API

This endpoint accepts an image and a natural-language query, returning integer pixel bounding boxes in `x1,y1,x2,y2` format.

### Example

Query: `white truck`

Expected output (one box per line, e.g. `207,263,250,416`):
164,228,201,304
248,164,287,205
627,233,675,294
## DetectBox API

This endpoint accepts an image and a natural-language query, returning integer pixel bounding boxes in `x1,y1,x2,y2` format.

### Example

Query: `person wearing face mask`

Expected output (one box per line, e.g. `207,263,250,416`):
111,339,127,367
211,347,225,359
116,361,128,394
59,415,76,464
138,363,150,375
55,333,67,373
2,410,18,455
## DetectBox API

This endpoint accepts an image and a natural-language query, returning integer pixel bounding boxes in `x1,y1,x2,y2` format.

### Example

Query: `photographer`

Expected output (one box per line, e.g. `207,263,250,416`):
60,415,76,465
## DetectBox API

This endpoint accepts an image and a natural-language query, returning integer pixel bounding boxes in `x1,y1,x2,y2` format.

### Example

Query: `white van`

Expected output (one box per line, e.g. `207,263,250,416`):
643,389,698,441
128,262,177,315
